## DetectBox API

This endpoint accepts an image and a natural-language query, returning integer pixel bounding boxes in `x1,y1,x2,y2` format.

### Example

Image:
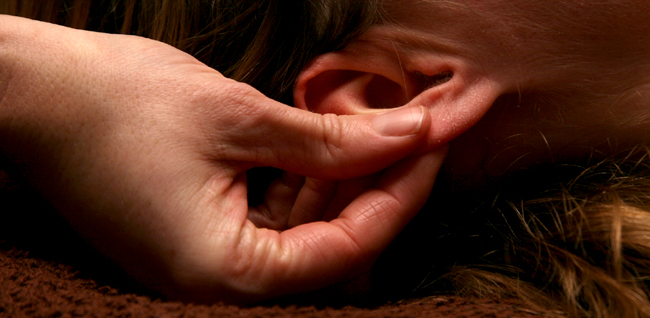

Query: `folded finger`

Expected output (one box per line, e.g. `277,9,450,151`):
287,177,338,228
248,172,304,230
255,146,448,294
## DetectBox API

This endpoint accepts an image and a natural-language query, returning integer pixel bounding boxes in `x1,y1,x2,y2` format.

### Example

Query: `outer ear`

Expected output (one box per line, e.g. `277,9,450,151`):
294,40,504,147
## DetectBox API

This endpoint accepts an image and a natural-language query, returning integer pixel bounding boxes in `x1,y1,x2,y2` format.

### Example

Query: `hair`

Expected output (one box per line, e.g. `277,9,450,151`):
374,146,650,318
5,1,650,317
0,0,377,104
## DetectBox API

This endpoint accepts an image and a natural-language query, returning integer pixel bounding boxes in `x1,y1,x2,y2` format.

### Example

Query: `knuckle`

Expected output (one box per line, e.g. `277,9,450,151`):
195,79,266,140
319,113,345,163
191,78,258,117
212,80,261,115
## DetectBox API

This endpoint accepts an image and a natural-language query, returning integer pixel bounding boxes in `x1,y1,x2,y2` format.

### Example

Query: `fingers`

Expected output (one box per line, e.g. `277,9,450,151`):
287,177,338,228
213,83,431,180
248,173,338,230
248,172,307,230
249,146,448,295
250,173,378,230
333,146,447,249
319,174,379,222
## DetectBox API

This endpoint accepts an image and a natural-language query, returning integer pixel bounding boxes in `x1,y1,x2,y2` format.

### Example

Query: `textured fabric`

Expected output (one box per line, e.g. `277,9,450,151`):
0,246,556,317
0,171,557,317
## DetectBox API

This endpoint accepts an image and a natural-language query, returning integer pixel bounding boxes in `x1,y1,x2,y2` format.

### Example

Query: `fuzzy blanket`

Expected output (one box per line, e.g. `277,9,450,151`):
0,171,558,317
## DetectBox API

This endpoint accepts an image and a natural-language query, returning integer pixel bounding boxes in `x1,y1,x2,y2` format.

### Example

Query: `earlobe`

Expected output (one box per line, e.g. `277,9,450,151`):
295,40,503,146
411,72,502,144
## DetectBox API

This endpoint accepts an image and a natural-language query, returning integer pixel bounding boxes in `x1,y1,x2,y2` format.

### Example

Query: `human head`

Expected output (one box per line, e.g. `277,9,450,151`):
9,0,650,181
295,0,650,184
292,1,650,315
7,0,650,314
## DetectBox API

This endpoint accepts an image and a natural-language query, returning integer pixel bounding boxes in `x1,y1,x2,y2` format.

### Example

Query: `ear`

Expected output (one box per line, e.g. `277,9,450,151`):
294,42,504,147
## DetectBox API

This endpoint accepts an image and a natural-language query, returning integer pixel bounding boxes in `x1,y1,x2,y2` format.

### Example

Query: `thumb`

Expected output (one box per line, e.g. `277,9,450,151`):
220,88,430,179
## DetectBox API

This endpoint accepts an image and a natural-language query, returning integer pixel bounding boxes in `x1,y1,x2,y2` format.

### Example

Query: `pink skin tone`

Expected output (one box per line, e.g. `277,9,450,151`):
0,14,445,303
3,0,650,303
295,0,650,186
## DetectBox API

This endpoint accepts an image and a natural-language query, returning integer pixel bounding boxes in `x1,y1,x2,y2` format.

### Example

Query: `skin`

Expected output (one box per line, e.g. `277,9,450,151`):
296,0,650,187
5,0,647,303
283,2,650,303
419,0,650,184
0,15,447,303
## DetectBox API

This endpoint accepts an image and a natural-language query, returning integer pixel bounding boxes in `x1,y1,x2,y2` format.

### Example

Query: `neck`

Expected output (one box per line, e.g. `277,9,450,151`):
475,0,650,172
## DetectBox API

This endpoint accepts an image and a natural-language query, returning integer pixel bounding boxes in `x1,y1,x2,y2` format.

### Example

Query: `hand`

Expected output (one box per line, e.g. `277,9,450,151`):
0,15,445,303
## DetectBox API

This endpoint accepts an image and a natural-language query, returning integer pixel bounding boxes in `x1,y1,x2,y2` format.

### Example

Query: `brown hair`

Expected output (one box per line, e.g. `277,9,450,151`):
6,1,650,317
0,0,377,103
376,147,650,318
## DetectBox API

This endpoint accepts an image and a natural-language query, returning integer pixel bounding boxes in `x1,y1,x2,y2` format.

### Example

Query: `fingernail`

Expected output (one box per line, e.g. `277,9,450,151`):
372,106,424,136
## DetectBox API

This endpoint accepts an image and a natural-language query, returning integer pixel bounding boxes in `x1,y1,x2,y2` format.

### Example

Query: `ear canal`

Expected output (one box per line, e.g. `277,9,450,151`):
365,73,412,109
295,47,504,147
299,69,411,115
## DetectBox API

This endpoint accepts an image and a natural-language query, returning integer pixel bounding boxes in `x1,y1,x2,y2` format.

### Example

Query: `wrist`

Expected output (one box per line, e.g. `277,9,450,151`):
0,15,27,127
0,15,57,136
0,15,98,174
0,15,34,166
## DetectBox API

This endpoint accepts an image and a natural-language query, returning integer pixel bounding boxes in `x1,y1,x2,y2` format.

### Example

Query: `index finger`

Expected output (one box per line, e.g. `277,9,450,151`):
263,146,447,295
